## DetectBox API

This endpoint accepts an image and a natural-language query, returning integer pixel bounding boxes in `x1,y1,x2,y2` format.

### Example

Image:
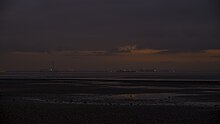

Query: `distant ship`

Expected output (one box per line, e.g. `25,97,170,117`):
49,62,55,72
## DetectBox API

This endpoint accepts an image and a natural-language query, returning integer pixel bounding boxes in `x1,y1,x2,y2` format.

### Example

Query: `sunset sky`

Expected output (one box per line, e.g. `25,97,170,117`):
0,0,220,71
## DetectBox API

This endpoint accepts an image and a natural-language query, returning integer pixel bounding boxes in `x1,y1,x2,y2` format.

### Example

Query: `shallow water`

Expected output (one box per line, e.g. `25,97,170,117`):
1,72,220,81
1,72,220,107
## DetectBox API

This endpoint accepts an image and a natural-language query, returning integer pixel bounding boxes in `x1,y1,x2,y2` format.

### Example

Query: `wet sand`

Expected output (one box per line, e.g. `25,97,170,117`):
0,77,220,124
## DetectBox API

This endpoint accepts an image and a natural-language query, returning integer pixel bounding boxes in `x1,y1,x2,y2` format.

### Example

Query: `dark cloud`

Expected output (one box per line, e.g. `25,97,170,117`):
0,0,220,53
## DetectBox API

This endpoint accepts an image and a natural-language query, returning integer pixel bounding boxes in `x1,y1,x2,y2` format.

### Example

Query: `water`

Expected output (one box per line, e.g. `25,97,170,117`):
1,72,220,81
1,71,220,107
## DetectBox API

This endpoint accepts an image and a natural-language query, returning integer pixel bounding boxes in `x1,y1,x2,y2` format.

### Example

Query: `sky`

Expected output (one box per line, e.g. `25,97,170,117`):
0,0,220,71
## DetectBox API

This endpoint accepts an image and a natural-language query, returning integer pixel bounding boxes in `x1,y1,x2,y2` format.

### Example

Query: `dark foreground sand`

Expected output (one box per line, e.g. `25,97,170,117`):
1,99,219,124
1,78,220,124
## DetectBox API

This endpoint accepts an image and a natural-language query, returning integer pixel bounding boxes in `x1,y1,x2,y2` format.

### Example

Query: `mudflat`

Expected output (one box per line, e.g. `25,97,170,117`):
1,75,220,124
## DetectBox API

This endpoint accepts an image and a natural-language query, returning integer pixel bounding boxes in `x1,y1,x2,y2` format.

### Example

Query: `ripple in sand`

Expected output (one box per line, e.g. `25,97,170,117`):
20,92,220,108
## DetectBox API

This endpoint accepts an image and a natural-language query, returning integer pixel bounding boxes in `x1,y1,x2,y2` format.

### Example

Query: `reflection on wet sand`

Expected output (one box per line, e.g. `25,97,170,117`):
1,74,220,124
21,92,220,108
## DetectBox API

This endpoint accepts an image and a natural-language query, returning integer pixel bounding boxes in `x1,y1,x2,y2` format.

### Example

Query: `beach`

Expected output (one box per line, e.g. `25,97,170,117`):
0,72,220,124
